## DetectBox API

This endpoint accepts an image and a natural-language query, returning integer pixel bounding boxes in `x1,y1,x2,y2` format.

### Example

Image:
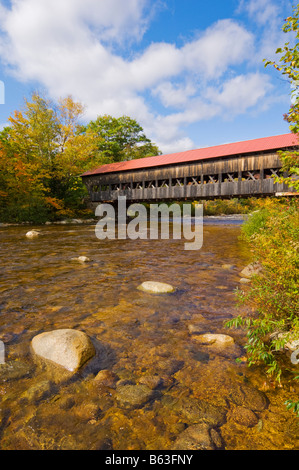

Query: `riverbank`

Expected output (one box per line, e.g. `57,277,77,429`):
0,213,248,228
0,218,97,227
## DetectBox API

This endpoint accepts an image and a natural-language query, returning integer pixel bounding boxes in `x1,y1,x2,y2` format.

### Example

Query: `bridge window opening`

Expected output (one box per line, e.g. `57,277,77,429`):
203,174,218,184
186,176,200,185
174,178,184,187
157,179,169,188
145,180,156,189
223,173,238,183
243,171,260,181
263,168,281,179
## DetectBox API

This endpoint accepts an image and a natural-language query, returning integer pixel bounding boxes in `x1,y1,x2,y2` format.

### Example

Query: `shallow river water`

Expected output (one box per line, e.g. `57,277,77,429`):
0,220,298,450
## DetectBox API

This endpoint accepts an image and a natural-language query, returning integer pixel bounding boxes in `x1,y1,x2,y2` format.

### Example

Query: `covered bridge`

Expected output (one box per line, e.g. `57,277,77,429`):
81,133,298,203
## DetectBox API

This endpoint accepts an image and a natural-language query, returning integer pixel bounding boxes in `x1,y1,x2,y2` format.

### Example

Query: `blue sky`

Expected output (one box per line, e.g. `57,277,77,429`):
0,0,295,154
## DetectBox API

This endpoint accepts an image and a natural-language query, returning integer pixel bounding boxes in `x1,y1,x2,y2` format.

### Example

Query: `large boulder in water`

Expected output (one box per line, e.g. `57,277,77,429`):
31,329,95,372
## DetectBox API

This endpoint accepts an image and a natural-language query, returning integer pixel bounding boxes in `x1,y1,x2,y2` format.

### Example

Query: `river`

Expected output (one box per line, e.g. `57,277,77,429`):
0,220,298,450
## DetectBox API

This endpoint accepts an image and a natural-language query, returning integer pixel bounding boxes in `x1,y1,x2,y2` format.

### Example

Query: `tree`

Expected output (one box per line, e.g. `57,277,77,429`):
226,9,299,416
0,94,162,222
0,141,49,223
0,93,101,221
264,4,299,191
83,115,161,163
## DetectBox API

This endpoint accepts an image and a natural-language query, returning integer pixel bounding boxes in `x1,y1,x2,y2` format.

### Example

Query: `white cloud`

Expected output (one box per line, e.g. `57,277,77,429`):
157,137,195,155
182,19,254,79
127,43,182,90
207,73,273,115
152,81,197,108
2,0,150,46
238,0,292,63
0,0,280,153
238,0,280,25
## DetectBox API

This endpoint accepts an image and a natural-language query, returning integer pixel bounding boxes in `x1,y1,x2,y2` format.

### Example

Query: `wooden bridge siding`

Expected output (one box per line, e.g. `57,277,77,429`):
83,151,290,202
85,152,280,187
89,180,289,202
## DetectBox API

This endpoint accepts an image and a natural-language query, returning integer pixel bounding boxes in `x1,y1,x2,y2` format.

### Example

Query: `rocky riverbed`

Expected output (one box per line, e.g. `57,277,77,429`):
0,222,298,450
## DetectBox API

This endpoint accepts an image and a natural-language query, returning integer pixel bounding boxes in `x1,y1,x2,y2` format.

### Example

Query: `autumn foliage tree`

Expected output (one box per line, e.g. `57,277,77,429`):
264,4,299,191
225,6,299,416
0,93,161,223
0,95,99,221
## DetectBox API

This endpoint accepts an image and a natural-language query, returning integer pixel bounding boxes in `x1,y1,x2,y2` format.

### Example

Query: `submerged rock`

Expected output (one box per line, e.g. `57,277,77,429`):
172,423,217,450
94,370,118,388
116,384,157,409
227,406,259,428
221,264,235,270
191,333,241,359
171,397,227,427
31,329,95,372
137,281,176,294
228,383,268,411
0,360,33,383
188,323,204,335
138,375,163,390
20,380,53,403
58,396,76,411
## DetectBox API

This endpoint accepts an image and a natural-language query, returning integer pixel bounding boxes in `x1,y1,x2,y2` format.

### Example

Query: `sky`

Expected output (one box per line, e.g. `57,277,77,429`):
0,0,296,154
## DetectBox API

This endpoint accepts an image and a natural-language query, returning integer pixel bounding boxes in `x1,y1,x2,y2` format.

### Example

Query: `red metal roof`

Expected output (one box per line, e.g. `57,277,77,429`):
81,133,298,176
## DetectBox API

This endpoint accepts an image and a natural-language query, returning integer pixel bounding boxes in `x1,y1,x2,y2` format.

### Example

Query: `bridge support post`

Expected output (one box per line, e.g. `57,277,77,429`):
218,171,222,196
238,170,242,195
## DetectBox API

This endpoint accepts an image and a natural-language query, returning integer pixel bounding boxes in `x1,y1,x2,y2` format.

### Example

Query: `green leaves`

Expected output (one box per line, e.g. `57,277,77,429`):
225,198,299,417
83,114,161,163
285,399,299,417
229,2,299,418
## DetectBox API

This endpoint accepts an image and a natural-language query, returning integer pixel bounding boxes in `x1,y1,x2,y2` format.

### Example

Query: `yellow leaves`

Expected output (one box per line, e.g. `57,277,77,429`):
58,95,86,144
59,95,85,125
